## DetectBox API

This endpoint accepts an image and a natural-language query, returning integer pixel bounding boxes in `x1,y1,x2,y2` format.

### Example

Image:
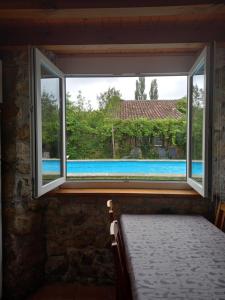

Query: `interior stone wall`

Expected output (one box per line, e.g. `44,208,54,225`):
0,44,221,297
212,44,225,206
1,48,46,300
44,193,207,284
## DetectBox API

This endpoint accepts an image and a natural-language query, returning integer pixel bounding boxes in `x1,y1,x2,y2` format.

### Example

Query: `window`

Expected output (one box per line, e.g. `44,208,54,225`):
33,49,66,197
187,48,210,197
32,47,211,197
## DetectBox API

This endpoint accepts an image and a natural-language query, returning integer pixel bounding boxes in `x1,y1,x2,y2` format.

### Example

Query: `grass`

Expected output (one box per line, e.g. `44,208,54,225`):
66,175,186,181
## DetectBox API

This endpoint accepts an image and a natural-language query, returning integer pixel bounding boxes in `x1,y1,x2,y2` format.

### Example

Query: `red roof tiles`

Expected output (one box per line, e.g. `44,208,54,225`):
115,100,183,120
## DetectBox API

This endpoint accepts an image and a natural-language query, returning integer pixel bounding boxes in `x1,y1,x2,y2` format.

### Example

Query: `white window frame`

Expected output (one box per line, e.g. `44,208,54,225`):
31,47,213,195
187,47,211,197
32,48,66,198
0,59,2,298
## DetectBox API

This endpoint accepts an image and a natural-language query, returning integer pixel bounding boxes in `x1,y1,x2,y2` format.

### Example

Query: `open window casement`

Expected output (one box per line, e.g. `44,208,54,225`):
33,48,66,197
187,47,211,197
32,45,212,197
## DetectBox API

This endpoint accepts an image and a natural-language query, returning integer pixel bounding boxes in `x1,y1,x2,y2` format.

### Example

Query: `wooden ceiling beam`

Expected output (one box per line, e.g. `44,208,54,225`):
0,1,224,9
0,4,224,22
0,13,224,27
0,19,224,46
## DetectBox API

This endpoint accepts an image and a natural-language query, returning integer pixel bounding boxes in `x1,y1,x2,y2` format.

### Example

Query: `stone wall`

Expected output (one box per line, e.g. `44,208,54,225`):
1,48,46,300
212,44,225,206
0,44,221,298
44,193,208,284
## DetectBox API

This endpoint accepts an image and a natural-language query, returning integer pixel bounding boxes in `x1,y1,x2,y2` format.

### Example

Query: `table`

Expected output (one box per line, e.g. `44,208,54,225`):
120,215,225,300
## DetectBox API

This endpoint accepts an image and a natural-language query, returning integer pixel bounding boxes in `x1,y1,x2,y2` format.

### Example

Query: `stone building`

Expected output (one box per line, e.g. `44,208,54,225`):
0,1,225,299
114,100,185,158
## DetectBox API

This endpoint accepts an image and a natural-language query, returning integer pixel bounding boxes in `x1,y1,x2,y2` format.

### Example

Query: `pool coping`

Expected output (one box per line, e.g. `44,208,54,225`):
43,159,202,162
43,172,201,177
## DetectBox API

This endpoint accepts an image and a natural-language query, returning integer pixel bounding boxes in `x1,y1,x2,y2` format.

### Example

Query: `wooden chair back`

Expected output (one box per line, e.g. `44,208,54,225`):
215,202,225,231
110,220,132,300
107,199,115,222
107,200,126,255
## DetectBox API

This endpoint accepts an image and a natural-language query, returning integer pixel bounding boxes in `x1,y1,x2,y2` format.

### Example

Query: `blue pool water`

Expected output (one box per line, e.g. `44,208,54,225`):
42,160,203,176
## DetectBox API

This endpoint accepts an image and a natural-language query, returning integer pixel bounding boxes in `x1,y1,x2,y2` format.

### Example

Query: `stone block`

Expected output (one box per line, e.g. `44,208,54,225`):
16,162,30,174
47,239,65,256
17,124,30,141
45,256,68,280
43,193,208,285
2,173,16,199
16,141,30,161
14,212,42,235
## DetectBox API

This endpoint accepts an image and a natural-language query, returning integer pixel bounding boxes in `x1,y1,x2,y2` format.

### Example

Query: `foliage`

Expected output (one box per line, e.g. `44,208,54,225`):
42,90,198,161
135,77,147,100
149,79,159,100
193,84,204,107
75,90,92,111
66,91,188,159
42,83,205,162
192,85,204,160
66,94,112,159
41,90,60,157
97,87,122,111
176,96,187,114
176,91,203,160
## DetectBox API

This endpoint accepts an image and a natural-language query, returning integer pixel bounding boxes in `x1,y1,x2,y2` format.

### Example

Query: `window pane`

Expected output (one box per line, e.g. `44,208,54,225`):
65,76,187,182
41,65,62,185
190,64,204,184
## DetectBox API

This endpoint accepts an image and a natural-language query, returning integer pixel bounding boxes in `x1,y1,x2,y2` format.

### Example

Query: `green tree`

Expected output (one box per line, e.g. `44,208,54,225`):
97,87,122,157
98,87,122,110
149,79,159,100
193,84,204,107
66,92,113,159
176,96,187,114
192,85,204,160
66,91,188,160
41,90,60,157
75,90,92,111
135,77,147,100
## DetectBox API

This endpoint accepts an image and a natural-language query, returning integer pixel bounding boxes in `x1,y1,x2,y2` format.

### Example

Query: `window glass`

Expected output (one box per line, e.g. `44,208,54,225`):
190,64,205,184
34,48,66,198
41,65,62,185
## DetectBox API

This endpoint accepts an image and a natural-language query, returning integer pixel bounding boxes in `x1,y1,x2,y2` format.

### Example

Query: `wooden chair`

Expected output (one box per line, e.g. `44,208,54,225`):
107,200,126,254
107,199,115,222
215,202,225,231
110,220,132,300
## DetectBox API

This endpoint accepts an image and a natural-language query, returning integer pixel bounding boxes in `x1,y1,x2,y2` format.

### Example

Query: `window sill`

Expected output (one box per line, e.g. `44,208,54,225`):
48,187,200,197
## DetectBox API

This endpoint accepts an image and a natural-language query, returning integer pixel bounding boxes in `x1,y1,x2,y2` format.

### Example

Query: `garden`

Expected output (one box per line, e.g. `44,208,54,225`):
41,78,203,180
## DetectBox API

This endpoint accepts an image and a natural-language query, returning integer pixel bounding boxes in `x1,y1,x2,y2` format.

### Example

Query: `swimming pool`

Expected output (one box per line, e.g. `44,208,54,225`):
42,159,203,176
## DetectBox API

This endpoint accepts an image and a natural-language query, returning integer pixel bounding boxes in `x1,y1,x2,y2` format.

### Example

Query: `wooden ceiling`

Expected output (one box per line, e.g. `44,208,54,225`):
0,1,224,46
0,3,225,24
0,4,225,23
0,1,224,9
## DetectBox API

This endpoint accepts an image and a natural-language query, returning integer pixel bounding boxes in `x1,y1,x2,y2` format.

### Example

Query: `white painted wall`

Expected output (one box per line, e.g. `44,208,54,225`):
56,54,198,76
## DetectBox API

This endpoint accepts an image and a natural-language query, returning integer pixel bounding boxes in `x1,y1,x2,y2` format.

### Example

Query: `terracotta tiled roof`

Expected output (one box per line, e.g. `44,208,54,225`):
115,100,183,120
